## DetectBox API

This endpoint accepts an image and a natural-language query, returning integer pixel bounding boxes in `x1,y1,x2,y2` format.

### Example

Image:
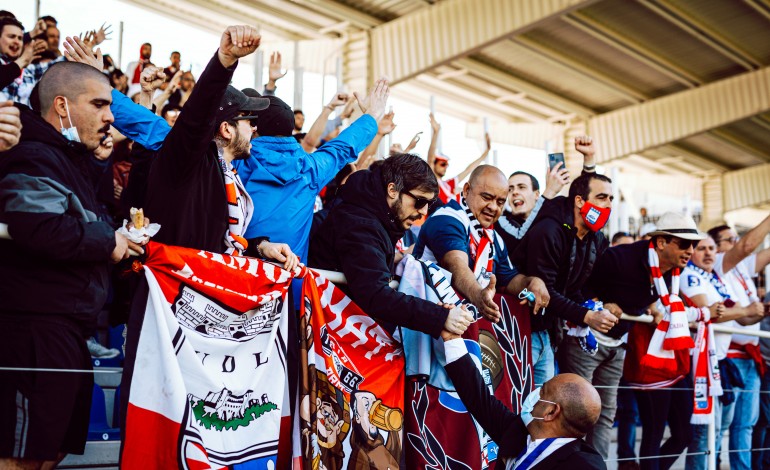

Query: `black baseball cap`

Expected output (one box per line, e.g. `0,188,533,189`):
241,87,294,137
216,85,269,124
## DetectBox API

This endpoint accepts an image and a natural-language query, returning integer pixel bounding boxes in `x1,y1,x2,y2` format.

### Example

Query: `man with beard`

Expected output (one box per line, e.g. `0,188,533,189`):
348,391,400,470
310,153,474,338
0,17,64,106
0,61,143,468
414,165,550,321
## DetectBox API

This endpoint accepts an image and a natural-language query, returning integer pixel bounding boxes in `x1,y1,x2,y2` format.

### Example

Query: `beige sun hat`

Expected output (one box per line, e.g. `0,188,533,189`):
647,212,706,241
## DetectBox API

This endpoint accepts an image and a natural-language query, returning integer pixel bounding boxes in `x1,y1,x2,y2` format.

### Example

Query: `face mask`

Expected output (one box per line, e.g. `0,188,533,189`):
520,387,557,426
579,200,611,232
59,97,81,143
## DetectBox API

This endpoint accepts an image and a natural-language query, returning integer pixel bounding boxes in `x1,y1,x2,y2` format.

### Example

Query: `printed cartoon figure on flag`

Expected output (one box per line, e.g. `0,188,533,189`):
297,269,406,470
121,242,297,470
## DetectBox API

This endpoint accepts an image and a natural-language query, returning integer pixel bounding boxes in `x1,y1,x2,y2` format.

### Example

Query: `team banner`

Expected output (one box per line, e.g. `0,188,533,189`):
122,242,296,469
399,256,533,470
296,270,406,469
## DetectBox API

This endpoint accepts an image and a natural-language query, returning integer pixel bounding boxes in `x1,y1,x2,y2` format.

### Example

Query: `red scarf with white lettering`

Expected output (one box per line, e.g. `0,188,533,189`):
642,242,694,373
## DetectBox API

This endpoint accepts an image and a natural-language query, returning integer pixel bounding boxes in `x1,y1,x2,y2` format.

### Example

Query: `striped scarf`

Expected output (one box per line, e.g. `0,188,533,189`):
219,157,253,256
459,197,495,286
642,242,694,372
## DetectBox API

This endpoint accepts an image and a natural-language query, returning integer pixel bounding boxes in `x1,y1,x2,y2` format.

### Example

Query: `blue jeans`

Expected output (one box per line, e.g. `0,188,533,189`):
721,358,760,470
616,380,639,460
684,399,721,470
752,366,770,469
531,331,554,387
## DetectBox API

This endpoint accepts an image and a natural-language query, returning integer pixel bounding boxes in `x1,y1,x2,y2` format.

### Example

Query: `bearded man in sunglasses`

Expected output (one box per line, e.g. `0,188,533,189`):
310,153,474,339
413,165,550,321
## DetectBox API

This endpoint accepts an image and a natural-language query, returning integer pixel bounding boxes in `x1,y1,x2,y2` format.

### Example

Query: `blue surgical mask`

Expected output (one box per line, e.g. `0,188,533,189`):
58,97,81,143
520,387,557,426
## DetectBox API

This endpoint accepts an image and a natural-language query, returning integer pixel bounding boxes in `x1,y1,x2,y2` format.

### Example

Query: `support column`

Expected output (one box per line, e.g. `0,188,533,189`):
700,174,724,230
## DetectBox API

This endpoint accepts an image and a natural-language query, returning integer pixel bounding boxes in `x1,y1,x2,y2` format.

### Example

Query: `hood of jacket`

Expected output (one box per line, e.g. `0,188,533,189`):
337,167,405,245
245,136,304,185
536,195,575,228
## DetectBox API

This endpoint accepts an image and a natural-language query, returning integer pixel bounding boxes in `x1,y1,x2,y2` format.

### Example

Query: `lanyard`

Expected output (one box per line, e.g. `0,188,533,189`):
515,438,556,470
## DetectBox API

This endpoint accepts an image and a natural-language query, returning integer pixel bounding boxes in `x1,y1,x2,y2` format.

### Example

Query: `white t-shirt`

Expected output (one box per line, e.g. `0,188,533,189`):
681,264,736,360
715,253,760,346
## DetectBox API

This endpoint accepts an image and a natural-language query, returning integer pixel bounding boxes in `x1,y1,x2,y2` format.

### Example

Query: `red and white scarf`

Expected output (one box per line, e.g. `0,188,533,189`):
219,156,253,256
691,311,722,424
642,242,694,372
459,197,494,287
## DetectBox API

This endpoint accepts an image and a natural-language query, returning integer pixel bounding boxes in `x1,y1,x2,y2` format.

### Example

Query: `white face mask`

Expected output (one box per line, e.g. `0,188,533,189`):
520,387,558,426
59,97,81,143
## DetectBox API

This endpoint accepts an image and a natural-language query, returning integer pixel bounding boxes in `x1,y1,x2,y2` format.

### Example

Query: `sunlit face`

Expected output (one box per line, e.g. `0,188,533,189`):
225,116,256,160
433,159,448,177
691,237,717,271
714,228,737,254
463,174,508,229
46,26,60,51
294,112,304,131
0,25,23,59
170,52,180,67
389,186,434,230
140,44,152,60
657,236,697,270
508,174,539,218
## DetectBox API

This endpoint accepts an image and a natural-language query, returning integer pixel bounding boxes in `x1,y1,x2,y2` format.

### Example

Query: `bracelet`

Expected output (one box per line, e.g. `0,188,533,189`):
256,242,265,258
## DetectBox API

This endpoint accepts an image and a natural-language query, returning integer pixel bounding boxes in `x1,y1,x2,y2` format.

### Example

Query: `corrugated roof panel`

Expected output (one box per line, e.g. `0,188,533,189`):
679,134,765,168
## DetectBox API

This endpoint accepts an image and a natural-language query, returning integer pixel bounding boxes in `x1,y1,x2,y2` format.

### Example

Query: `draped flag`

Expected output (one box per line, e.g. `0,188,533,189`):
122,242,295,470
295,270,406,469
399,256,533,470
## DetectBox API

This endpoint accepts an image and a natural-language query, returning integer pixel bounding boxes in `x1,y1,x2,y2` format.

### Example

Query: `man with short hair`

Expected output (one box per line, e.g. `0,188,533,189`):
0,61,143,469
310,153,474,338
611,232,634,246
705,217,770,470
512,141,617,388
495,163,569,255
427,113,490,205
293,109,304,133
441,330,606,469
0,17,64,106
414,165,549,321
163,50,180,80
45,24,60,58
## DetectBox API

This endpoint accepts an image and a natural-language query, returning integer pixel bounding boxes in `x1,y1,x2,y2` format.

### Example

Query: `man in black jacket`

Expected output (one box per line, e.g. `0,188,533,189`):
442,331,606,469
511,163,617,389
0,62,142,468
309,153,474,338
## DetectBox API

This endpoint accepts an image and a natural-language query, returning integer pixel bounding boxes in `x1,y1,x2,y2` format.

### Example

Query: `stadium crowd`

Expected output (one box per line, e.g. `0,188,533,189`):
1,11,770,470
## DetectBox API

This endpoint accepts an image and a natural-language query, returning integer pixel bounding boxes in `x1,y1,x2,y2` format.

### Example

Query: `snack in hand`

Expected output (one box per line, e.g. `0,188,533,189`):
130,207,145,229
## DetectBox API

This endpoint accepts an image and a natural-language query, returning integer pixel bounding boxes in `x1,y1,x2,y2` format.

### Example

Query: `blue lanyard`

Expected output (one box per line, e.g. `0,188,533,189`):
515,438,556,470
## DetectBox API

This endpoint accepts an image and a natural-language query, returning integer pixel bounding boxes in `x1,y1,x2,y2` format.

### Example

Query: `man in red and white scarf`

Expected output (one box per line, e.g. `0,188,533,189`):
413,165,549,320
427,113,491,205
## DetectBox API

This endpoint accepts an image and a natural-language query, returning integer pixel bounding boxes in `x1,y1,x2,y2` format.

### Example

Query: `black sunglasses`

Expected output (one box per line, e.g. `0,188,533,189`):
233,114,258,126
402,190,436,210
672,238,699,250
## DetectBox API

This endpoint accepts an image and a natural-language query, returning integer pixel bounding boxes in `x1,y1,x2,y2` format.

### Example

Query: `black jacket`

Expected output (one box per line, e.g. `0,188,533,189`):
511,196,608,332
445,353,606,469
585,240,668,340
308,168,449,337
0,104,116,328
143,52,235,253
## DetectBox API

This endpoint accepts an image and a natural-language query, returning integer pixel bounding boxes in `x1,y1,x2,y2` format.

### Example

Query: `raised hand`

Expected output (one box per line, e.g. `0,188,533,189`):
140,66,166,93
377,110,396,136
15,39,46,69
218,25,261,67
484,132,491,151
93,23,112,45
327,93,348,109
354,78,389,120
30,19,47,39
268,51,286,82
574,135,595,159
168,70,183,93
63,36,103,71
429,113,441,133
542,161,569,199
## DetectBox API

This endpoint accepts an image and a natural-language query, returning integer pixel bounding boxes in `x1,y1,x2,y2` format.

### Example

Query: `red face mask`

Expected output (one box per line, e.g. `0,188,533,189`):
579,200,611,232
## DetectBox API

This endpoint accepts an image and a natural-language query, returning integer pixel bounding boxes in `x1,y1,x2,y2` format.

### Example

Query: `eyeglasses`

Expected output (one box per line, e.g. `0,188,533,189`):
402,190,437,210
717,236,738,245
672,238,699,250
233,114,258,126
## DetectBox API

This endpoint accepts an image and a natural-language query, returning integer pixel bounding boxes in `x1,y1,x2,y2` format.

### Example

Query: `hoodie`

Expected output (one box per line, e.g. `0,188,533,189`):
511,196,608,332
309,167,449,337
0,104,116,328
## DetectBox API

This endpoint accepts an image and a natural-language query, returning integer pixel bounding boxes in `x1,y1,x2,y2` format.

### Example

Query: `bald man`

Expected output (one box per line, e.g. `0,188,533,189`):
442,330,606,469
413,165,549,322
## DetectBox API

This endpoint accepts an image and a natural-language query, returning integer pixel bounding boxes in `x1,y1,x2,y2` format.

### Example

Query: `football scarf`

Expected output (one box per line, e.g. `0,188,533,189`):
459,197,495,286
219,156,253,256
686,261,733,305
691,311,722,425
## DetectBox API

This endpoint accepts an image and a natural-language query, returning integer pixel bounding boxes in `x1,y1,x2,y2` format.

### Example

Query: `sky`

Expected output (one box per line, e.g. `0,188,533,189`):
6,0,550,188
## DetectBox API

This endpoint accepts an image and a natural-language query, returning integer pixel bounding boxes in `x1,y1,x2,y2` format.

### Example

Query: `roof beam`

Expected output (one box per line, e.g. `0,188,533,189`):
290,0,385,29
723,163,770,211
708,129,770,162
640,0,761,70
370,0,600,85
589,66,770,163
562,12,701,88
453,57,596,118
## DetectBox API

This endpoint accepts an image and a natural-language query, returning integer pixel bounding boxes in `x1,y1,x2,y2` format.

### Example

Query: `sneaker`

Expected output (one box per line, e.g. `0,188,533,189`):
87,337,120,359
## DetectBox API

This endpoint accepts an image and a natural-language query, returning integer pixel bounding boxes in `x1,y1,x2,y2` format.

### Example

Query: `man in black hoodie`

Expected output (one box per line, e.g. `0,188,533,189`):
511,147,617,389
310,153,474,338
0,62,142,468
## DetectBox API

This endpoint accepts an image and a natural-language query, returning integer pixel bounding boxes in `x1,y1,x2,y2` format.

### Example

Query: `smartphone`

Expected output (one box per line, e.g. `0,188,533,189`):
548,152,565,170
